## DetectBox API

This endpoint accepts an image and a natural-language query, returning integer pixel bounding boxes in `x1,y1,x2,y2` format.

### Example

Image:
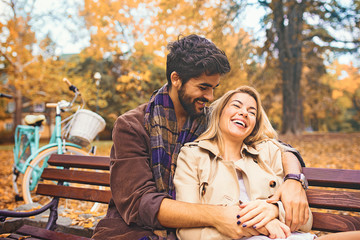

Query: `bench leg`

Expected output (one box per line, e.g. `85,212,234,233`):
46,198,60,231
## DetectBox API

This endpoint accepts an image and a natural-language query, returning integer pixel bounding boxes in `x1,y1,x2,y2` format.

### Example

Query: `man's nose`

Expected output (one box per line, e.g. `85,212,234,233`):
204,89,214,102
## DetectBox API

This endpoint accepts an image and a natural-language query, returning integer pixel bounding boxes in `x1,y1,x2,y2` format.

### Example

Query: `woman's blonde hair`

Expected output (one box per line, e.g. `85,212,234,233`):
197,86,279,154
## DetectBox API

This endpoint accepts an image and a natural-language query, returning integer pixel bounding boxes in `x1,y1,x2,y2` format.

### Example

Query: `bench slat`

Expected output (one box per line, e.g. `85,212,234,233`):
41,168,110,186
48,154,110,170
303,167,360,189
312,212,360,232
307,189,360,212
16,225,90,240
36,184,111,203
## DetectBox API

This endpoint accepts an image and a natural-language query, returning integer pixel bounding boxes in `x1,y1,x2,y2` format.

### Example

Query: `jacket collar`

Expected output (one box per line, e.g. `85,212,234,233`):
241,143,259,157
196,139,260,159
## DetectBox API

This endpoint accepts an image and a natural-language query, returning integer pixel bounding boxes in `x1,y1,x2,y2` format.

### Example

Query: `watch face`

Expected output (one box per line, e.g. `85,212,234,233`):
300,174,309,189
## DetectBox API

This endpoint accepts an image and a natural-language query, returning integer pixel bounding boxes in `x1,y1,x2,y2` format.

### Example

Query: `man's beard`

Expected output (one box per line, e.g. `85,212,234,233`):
178,85,208,118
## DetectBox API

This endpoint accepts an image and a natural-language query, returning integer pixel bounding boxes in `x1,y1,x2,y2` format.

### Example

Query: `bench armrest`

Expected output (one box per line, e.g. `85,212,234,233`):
0,198,59,230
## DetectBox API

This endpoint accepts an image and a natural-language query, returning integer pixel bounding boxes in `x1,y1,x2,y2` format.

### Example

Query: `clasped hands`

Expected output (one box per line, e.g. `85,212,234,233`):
238,200,290,239
214,180,309,239
214,200,290,239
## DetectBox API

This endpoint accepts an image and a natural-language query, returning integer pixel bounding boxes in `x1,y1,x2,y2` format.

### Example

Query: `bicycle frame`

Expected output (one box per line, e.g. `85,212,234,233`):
13,103,83,193
13,125,40,173
11,79,94,199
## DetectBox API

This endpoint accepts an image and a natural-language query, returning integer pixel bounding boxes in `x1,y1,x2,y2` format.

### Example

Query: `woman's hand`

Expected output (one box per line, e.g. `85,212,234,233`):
238,200,279,229
264,219,291,239
212,205,262,239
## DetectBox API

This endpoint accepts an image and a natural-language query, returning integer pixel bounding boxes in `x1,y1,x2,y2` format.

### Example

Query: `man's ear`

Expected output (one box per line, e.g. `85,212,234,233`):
170,72,182,89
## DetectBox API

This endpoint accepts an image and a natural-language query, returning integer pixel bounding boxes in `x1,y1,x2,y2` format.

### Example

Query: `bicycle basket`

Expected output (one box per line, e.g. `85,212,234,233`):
68,109,106,147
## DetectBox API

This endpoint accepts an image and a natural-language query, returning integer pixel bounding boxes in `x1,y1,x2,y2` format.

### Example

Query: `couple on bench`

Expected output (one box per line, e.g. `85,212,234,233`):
93,34,359,240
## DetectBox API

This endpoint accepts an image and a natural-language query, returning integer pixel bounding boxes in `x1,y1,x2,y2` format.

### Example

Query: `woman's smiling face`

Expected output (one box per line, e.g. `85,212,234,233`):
219,92,257,143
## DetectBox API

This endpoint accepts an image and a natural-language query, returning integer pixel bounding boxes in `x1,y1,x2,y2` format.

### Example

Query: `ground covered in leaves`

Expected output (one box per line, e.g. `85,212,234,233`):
0,133,359,234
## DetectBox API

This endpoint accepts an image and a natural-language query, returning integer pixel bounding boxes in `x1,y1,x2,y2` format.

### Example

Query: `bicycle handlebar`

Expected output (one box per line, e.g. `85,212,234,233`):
0,93,13,99
63,78,80,94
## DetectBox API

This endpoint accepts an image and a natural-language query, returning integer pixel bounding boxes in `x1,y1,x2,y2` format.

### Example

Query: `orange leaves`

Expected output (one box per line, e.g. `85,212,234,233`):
0,150,21,211
0,234,11,238
328,61,360,99
81,0,154,60
280,132,360,170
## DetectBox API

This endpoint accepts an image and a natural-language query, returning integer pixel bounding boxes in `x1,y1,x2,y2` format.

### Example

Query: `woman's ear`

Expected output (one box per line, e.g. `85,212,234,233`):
170,72,182,90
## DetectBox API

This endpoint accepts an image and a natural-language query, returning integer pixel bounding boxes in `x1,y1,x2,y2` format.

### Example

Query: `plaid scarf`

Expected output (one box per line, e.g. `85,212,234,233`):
144,84,207,198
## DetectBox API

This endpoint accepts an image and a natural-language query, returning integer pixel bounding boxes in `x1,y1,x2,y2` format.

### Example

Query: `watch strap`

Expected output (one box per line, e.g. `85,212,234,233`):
284,173,308,190
284,173,301,182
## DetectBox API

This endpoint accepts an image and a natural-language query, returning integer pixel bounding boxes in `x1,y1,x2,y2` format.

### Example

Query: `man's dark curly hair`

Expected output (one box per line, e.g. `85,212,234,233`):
166,34,231,87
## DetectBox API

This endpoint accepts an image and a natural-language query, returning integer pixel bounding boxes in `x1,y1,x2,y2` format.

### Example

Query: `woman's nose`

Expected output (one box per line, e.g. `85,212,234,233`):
238,107,248,117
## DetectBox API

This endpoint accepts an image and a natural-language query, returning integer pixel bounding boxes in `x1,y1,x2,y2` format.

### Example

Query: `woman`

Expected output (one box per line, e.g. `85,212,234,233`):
174,86,315,239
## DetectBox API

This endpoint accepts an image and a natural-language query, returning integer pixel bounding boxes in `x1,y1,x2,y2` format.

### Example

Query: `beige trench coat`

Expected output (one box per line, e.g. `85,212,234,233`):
174,139,312,240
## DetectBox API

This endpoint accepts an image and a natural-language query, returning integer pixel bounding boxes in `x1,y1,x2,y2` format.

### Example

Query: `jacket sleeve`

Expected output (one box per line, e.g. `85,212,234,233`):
110,109,171,230
266,141,313,232
174,146,201,204
276,201,313,232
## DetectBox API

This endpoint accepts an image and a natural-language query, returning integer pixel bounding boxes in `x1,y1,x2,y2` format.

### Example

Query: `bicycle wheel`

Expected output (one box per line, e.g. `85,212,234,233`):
22,146,88,204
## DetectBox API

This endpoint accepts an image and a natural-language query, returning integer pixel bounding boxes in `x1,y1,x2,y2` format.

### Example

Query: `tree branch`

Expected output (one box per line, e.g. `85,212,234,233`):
0,47,16,69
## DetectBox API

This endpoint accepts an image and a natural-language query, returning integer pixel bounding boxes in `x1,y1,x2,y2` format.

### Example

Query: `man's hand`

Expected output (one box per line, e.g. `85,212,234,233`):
267,179,309,231
265,219,291,239
238,200,278,229
212,205,262,239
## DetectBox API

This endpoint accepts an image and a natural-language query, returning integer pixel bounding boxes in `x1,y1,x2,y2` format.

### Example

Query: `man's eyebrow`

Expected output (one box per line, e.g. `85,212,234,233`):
200,83,220,88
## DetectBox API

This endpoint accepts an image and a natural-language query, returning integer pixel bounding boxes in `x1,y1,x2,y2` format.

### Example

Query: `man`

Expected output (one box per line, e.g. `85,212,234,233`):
93,34,308,239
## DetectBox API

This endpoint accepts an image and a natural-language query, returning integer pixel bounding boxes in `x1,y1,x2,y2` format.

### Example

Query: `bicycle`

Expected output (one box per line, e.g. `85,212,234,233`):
12,79,105,207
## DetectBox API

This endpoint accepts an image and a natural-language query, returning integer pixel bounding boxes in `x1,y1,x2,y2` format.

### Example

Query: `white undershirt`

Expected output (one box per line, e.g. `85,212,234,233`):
237,170,250,203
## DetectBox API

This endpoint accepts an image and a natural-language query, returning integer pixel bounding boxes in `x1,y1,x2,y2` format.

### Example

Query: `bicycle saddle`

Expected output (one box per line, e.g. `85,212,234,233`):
24,115,46,126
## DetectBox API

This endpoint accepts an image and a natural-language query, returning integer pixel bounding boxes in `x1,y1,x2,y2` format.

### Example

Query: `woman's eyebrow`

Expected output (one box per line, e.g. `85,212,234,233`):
232,100,242,105
232,99,257,111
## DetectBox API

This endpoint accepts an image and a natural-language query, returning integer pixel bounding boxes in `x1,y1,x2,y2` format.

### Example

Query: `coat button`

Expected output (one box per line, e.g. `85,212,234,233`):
269,180,276,188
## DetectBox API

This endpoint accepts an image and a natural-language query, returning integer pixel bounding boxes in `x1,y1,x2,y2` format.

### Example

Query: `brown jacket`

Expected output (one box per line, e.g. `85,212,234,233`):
92,103,172,240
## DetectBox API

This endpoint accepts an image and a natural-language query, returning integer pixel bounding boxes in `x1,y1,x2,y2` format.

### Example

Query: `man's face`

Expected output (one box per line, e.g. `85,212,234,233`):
178,73,220,117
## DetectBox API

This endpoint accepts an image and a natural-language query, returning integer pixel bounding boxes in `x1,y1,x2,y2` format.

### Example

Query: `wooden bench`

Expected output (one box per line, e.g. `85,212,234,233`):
0,154,111,240
303,167,360,232
0,154,359,239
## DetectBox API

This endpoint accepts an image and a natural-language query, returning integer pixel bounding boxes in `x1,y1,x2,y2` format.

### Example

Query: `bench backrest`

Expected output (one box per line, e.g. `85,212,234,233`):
37,155,360,233
303,167,360,232
36,154,112,204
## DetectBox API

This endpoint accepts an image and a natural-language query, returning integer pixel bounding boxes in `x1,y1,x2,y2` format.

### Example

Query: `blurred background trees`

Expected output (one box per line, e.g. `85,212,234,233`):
0,0,359,139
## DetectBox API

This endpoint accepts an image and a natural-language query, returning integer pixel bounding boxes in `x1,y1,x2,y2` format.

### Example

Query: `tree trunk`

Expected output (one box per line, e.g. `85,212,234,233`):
271,0,306,135
14,88,22,128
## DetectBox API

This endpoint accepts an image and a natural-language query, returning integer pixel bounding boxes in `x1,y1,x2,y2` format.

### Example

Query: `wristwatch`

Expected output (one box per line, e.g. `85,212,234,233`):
284,173,308,190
